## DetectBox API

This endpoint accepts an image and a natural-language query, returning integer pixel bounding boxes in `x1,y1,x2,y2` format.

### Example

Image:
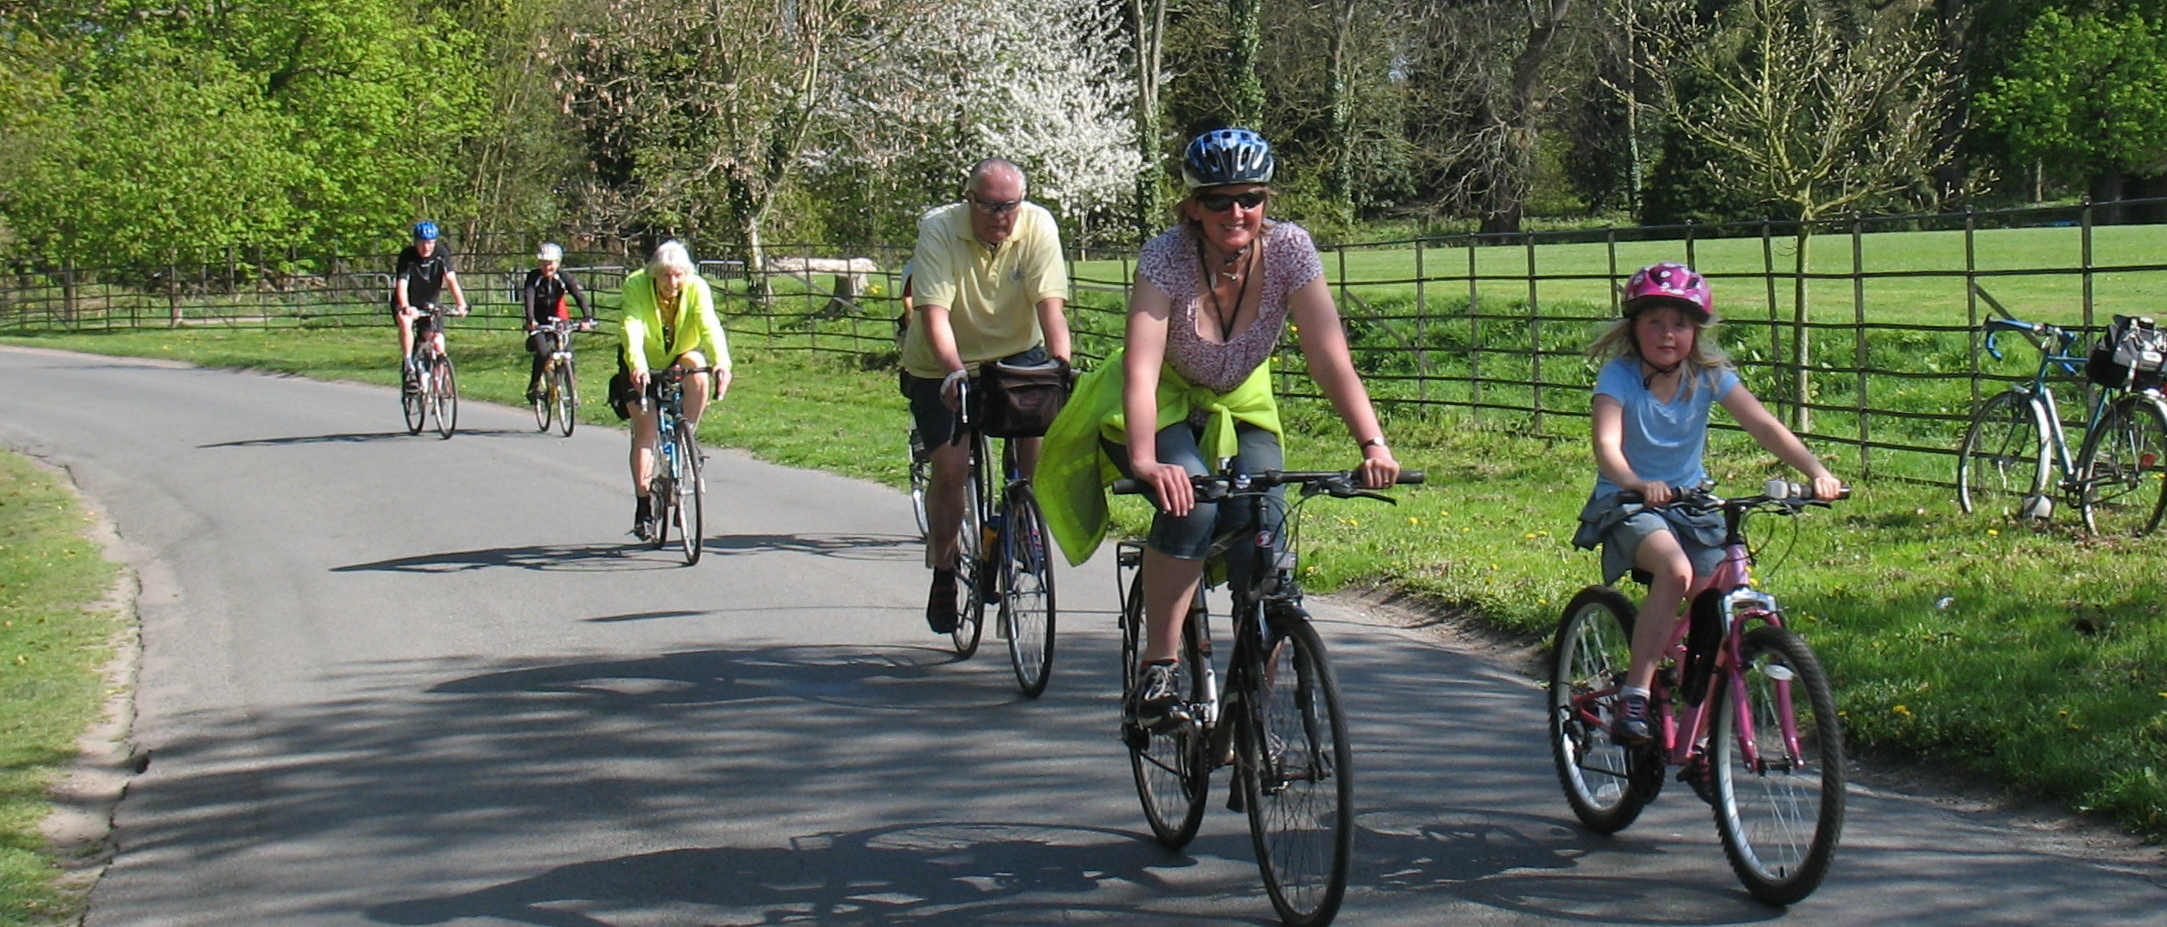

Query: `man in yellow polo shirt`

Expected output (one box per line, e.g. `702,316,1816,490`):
900,158,1072,634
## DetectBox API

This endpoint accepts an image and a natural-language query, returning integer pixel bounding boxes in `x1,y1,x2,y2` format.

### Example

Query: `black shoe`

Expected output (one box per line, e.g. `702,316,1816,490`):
527,386,543,403
1126,661,1192,732
1611,693,1653,746
926,568,959,633
632,496,653,540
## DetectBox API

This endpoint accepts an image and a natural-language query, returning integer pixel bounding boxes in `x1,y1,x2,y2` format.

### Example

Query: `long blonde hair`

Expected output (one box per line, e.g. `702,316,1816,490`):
1585,301,1734,398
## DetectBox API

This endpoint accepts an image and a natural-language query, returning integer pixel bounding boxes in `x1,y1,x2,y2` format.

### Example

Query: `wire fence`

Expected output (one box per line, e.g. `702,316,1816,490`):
5,199,2165,486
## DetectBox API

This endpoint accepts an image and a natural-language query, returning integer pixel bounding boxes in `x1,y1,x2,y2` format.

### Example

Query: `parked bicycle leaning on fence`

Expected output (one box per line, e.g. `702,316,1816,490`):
1957,285,2167,537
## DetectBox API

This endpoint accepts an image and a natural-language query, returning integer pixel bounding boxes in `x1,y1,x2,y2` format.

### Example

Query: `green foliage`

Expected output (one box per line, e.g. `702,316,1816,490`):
1975,8,2167,183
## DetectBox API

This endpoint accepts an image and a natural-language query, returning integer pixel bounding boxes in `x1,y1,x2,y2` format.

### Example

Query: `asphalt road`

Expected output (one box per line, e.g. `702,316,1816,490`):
1,344,2161,926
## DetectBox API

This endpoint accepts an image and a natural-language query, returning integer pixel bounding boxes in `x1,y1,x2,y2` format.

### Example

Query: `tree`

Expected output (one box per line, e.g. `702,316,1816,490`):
1974,8,2167,203
1399,0,1583,232
1654,0,1955,428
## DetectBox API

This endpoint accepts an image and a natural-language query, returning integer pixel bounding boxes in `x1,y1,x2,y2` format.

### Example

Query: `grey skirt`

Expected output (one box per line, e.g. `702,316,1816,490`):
1572,491,1726,586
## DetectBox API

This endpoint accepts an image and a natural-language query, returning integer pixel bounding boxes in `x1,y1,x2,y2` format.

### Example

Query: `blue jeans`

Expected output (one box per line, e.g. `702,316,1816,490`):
1137,421,1286,592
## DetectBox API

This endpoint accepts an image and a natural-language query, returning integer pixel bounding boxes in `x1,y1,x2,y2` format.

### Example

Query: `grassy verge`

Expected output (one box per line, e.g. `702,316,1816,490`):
7,326,2167,842
0,452,124,926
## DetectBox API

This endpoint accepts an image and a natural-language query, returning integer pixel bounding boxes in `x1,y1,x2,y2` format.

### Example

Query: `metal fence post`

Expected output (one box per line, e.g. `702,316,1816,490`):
2081,197,2095,332
1525,231,1543,433
1414,237,1428,404
1761,218,1781,417
1964,208,1979,409
1851,213,1870,475
1468,239,1482,423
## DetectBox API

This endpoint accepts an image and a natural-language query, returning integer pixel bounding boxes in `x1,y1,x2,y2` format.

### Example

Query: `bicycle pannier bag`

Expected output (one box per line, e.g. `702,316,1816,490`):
980,359,1069,438
2087,315,2167,389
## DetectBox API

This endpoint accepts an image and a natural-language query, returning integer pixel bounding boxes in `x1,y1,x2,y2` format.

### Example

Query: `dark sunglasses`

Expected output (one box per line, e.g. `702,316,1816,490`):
971,197,1023,215
1197,190,1268,212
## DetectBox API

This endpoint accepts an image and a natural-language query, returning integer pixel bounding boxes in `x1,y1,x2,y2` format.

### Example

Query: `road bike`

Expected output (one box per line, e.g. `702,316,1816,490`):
1550,480,1846,906
638,366,709,565
1113,467,1423,927
401,305,458,439
1956,289,2167,537
530,319,580,437
938,378,1058,697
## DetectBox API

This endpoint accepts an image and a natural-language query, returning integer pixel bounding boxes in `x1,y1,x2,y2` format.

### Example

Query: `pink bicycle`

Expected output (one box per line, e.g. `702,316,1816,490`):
1549,480,1848,905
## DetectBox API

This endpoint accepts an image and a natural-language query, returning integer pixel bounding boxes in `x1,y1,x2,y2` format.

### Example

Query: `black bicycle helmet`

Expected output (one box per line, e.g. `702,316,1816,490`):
1181,128,1275,190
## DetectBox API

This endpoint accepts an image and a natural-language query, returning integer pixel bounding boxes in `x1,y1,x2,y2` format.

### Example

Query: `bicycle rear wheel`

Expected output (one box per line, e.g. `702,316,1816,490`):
1957,389,2048,516
675,422,703,564
1712,624,1845,906
648,477,672,551
907,430,931,540
948,446,988,656
1240,609,1352,927
554,358,577,437
402,358,426,435
532,366,553,432
1001,483,1056,697
1122,570,1208,849
2079,394,2167,537
1549,585,1655,833
431,355,458,439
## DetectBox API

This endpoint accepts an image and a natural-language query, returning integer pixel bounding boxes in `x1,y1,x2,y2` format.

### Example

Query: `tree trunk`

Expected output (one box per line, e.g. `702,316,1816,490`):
1228,0,1265,127
1131,0,1169,238
1478,0,1572,234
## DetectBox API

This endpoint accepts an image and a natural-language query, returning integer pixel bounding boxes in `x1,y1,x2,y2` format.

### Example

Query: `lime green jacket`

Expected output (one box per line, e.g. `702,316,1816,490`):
1035,350,1282,566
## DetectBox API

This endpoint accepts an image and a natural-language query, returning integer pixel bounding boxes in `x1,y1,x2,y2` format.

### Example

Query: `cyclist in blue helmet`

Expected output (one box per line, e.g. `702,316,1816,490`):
392,220,468,386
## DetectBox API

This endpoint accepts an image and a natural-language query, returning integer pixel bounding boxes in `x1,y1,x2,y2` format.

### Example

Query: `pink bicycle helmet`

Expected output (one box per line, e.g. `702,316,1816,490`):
1622,261,1712,321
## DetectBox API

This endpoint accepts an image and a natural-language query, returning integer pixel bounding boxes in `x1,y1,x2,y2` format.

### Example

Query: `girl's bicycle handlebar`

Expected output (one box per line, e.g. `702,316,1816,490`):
1616,480,1850,511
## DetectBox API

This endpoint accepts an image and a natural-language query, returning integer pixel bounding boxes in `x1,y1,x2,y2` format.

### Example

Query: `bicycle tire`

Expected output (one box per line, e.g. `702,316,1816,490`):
950,454,986,656
1001,483,1056,697
1549,585,1653,833
1240,610,1352,927
401,363,426,435
1956,389,2049,517
1122,571,1208,849
1712,624,1845,906
907,430,931,541
532,366,553,432
648,467,672,552
432,354,458,439
676,422,703,565
554,359,577,437
2079,394,2167,537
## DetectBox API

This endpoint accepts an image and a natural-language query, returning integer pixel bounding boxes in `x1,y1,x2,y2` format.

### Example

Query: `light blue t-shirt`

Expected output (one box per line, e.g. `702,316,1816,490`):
1591,356,1740,497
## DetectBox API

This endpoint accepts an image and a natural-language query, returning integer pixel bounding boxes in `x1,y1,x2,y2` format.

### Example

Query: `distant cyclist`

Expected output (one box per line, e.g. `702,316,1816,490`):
609,240,733,538
392,221,469,384
521,242,595,403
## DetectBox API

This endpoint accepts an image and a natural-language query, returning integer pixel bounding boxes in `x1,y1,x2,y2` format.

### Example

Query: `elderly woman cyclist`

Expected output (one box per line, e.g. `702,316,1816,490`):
610,240,733,539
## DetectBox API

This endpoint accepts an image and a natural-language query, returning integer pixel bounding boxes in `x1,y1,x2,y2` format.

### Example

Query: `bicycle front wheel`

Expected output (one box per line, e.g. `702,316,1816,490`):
1240,612,1352,927
1001,483,1056,697
676,422,703,564
2079,394,2167,537
1712,624,1845,906
1122,572,1209,849
1957,389,2049,516
554,359,577,437
431,355,458,439
1549,586,1655,833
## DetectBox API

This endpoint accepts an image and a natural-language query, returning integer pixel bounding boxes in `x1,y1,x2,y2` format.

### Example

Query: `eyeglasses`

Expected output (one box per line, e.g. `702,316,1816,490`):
970,197,1023,216
1197,190,1268,212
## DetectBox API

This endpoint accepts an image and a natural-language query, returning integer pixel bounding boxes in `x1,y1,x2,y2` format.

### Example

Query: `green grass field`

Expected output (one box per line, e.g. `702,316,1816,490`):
0,453,124,927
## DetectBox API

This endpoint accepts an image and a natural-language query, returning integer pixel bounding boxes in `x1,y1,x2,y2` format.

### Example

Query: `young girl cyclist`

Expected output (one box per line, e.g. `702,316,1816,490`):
1576,262,1842,745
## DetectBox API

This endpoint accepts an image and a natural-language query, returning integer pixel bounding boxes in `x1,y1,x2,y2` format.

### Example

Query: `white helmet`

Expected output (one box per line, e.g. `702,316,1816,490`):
536,243,564,262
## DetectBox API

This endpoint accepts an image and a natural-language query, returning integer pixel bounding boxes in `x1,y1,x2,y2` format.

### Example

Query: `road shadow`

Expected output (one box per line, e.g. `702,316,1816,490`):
330,541,684,574
706,532,920,561
200,432,416,448
366,821,1254,927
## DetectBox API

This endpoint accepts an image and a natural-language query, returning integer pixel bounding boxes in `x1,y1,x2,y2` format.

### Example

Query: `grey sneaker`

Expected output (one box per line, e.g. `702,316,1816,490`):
1127,661,1192,732
1611,693,1653,746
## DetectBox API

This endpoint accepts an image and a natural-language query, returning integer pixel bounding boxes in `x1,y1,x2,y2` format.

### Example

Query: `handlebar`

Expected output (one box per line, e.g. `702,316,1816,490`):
1616,479,1849,511
1112,469,1426,503
637,365,718,412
